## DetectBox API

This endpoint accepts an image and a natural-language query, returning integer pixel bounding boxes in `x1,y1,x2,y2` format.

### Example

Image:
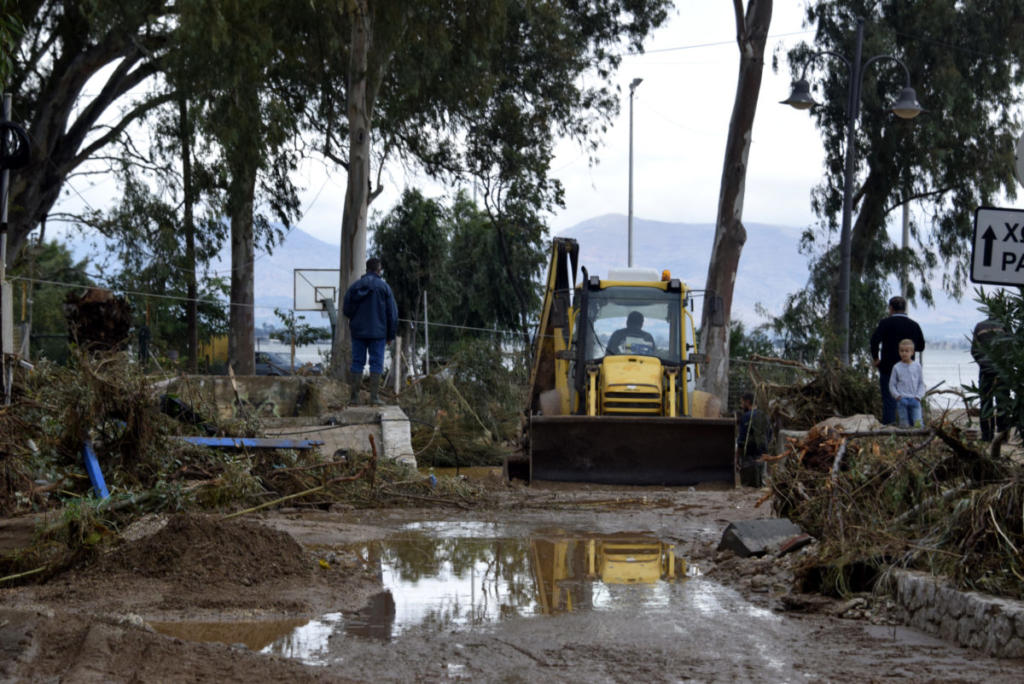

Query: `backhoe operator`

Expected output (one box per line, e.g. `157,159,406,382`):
607,311,655,355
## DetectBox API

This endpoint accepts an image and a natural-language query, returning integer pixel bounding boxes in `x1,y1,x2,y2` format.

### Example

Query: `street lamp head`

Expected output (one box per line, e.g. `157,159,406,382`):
629,77,643,92
891,86,923,119
780,79,817,110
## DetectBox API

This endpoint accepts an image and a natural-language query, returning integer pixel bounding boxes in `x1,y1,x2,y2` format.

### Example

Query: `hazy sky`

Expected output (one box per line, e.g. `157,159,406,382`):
51,2,947,275
287,2,822,246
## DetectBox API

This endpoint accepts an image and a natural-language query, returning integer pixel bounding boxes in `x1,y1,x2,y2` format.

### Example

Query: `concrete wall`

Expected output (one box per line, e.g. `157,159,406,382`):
164,376,340,421
163,376,416,467
892,569,1024,658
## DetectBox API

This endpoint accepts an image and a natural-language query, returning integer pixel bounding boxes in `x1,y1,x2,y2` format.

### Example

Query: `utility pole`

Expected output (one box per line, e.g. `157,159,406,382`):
627,77,642,267
2,93,13,403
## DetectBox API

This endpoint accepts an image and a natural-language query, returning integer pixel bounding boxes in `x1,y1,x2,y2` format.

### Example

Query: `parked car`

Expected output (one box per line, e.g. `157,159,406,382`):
254,351,293,375
254,351,323,376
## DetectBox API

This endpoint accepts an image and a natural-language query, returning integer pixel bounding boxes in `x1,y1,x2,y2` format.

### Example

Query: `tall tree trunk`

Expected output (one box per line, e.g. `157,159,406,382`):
332,0,371,378
228,164,257,375
180,96,198,373
698,0,772,408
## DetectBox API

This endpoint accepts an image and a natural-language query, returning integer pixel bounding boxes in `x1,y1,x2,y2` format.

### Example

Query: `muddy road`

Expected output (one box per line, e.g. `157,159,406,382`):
2,479,1022,682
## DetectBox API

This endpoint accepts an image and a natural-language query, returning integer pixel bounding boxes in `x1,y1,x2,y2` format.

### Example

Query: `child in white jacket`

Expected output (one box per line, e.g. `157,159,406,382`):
888,339,926,427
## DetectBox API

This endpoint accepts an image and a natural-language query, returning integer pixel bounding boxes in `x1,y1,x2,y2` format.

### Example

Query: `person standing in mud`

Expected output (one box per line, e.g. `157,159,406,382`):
343,257,398,406
870,296,925,425
736,392,771,487
971,316,1008,441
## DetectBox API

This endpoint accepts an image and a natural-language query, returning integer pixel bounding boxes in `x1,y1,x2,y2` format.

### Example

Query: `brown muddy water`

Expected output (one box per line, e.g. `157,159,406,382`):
147,519,1024,682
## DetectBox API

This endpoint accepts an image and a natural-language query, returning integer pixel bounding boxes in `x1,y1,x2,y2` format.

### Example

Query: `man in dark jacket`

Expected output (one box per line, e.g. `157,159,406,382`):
971,317,1007,441
736,392,771,487
870,296,925,425
342,257,398,405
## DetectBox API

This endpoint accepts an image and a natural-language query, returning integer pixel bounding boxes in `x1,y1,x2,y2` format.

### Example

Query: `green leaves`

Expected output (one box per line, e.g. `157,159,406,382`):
371,188,544,342
779,2,1024,361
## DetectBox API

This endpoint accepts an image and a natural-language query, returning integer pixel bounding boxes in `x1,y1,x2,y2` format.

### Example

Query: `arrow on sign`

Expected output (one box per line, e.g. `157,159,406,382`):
982,226,997,266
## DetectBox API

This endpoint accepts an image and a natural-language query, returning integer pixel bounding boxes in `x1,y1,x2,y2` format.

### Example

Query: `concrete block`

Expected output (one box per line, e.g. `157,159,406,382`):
945,587,966,619
379,406,416,467
717,518,804,558
264,406,417,467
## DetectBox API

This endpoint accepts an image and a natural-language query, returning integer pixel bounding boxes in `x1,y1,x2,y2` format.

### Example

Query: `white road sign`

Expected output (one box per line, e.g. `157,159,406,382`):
972,206,1024,285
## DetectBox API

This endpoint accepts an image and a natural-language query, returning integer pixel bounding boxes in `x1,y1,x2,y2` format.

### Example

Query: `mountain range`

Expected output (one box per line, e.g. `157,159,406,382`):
69,215,980,343
560,215,979,345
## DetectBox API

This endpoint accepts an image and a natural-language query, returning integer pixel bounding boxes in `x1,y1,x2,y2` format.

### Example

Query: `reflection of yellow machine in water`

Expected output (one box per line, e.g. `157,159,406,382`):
530,532,685,614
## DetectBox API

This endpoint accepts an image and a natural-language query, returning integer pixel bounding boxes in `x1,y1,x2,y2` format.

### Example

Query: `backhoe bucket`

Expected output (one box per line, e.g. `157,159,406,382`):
529,415,736,486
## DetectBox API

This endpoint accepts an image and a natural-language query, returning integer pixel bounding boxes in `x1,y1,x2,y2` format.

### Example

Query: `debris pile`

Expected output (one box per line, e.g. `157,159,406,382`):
768,418,1024,600
399,339,526,468
0,352,485,584
63,287,133,350
747,357,880,430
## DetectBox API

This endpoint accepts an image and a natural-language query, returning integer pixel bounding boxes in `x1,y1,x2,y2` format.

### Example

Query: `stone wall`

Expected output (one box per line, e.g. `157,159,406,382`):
892,569,1024,658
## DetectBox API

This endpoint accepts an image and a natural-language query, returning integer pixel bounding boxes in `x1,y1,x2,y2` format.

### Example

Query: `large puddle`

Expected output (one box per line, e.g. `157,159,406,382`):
151,522,779,668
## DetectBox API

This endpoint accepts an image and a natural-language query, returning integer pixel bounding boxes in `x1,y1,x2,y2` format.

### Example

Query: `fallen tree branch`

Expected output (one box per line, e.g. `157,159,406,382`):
376,489,472,510
223,463,372,520
0,564,49,584
749,354,815,372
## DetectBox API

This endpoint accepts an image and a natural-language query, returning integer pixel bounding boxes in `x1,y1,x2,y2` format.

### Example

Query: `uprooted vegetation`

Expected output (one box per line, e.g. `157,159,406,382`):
751,360,1024,601
0,351,486,583
398,337,528,468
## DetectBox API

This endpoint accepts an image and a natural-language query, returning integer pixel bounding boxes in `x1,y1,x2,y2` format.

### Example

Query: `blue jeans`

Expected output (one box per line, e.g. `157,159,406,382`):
896,397,922,427
879,371,897,425
351,338,386,375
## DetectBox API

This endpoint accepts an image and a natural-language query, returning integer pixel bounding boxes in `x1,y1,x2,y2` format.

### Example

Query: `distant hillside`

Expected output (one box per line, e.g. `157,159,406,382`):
67,217,979,342
559,214,979,344
559,215,806,326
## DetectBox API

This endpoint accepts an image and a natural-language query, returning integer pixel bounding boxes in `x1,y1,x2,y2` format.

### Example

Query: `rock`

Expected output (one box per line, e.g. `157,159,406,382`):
717,518,803,558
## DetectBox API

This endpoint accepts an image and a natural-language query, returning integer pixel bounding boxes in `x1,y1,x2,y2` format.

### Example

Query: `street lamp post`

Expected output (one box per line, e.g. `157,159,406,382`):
627,77,643,267
782,18,922,365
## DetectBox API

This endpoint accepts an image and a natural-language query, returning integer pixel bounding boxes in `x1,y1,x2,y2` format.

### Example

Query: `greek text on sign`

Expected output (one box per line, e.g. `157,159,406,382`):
971,206,1024,286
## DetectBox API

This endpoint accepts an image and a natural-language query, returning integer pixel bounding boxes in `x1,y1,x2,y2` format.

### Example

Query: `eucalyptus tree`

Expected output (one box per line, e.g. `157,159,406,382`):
3,1,174,268
698,0,773,406
309,0,672,375
780,1,1024,360
170,0,305,373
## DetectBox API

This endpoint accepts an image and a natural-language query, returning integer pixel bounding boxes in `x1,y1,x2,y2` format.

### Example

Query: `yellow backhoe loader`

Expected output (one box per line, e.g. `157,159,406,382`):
518,237,735,485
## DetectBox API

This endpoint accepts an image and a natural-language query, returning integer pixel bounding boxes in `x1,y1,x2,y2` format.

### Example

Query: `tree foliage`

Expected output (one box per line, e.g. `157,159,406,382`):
4,1,173,267
777,1,1024,361
324,0,672,371
9,239,93,363
371,188,545,363
81,173,229,355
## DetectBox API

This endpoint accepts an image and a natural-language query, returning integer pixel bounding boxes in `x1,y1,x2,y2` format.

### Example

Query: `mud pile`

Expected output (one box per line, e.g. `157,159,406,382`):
98,514,312,587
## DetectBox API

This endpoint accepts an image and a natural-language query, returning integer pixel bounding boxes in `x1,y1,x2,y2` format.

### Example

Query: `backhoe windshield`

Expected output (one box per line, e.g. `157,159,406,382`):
582,286,682,363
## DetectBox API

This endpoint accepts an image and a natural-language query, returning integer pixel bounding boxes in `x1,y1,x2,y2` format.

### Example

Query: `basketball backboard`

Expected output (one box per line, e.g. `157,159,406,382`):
294,269,340,311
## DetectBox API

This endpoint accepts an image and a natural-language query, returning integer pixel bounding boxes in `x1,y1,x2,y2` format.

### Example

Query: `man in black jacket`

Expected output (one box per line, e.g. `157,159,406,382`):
870,296,925,425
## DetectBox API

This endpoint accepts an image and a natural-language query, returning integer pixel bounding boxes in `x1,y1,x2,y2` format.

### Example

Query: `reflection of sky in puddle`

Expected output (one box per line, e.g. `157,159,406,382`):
158,523,788,671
